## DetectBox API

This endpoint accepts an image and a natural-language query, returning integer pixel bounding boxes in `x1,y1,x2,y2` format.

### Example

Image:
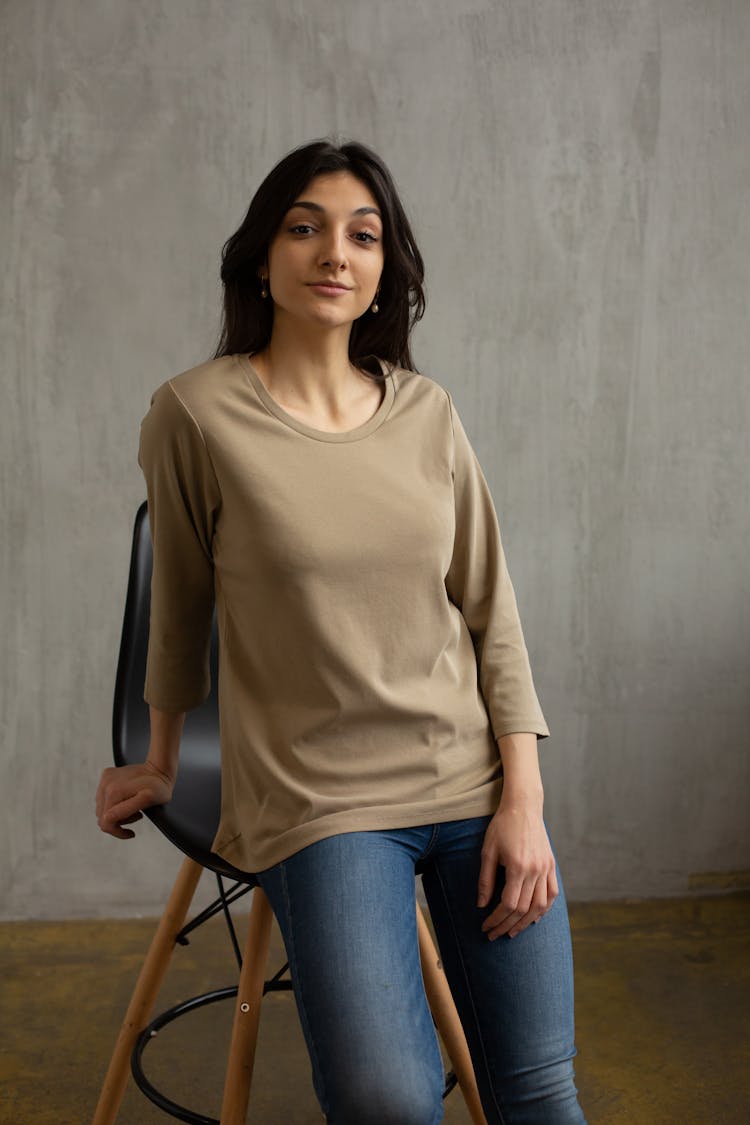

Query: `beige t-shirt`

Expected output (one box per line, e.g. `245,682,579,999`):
138,353,550,873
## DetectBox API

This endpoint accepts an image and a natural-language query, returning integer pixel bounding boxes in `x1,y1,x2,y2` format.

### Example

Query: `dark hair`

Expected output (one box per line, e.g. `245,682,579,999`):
211,136,426,378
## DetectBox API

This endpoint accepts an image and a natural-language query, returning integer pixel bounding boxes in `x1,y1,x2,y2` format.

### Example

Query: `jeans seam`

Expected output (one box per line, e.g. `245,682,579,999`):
421,822,440,861
432,860,507,1125
279,862,330,1118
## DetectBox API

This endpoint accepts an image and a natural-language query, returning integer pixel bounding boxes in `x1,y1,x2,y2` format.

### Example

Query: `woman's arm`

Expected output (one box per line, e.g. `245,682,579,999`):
476,732,559,939
95,705,185,840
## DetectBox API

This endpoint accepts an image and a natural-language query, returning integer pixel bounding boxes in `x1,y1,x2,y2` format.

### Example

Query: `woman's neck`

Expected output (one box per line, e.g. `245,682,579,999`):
250,335,368,413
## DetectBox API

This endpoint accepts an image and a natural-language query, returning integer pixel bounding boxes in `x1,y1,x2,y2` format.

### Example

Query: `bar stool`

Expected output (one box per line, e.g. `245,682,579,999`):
93,502,487,1124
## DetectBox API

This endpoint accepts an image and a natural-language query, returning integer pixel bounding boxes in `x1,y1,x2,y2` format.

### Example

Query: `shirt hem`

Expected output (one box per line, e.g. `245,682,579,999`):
213,785,504,875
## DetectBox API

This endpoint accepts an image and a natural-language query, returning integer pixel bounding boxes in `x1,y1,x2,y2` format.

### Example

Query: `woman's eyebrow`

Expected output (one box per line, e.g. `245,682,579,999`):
288,200,382,219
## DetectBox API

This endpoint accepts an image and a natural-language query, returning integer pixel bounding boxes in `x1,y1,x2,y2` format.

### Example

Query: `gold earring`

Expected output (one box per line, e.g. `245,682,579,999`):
371,289,380,314
260,274,268,298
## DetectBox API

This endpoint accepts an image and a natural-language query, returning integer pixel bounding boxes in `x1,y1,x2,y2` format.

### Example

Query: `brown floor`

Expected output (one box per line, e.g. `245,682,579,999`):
1,891,748,1124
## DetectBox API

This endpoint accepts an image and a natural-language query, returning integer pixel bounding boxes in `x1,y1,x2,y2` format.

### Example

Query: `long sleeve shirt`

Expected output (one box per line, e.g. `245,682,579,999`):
138,352,549,873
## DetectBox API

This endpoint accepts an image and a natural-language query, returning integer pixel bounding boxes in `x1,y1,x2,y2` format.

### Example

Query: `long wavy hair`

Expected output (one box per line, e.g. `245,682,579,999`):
211,136,426,379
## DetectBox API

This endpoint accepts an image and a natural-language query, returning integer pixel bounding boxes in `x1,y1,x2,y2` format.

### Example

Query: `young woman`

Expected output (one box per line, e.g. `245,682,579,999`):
96,137,586,1124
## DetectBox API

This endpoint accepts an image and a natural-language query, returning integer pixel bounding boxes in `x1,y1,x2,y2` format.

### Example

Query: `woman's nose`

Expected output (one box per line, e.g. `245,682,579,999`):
319,228,349,267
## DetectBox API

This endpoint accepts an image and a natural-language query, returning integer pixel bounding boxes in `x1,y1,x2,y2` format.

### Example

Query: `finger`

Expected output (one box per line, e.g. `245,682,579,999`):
481,871,526,934
508,879,548,937
95,785,111,822
95,776,108,819
476,848,499,908
104,823,137,840
100,791,151,833
98,778,160,826
530,864,558,923
100,814,139,839
483,875,540,939
96,776,123,823
119,812,144,826
486,908,524,940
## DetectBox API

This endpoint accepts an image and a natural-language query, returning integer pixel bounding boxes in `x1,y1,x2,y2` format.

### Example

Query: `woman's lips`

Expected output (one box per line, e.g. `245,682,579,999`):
309,284,350,296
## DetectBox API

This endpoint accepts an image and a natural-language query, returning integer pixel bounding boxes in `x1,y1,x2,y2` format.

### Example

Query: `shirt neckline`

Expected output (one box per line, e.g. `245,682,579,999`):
236,352,396,443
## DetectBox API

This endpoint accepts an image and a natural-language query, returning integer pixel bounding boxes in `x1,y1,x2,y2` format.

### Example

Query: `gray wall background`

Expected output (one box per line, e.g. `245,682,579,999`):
2,0,748,919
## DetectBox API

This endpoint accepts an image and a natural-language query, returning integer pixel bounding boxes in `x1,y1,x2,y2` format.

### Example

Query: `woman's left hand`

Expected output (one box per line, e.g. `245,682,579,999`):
477,801,558,940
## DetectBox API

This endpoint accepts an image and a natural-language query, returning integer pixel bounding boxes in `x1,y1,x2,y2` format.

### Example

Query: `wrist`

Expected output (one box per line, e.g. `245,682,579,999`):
496,732,544,810
146,706,185,785
499,781,544,812
144,756,177,786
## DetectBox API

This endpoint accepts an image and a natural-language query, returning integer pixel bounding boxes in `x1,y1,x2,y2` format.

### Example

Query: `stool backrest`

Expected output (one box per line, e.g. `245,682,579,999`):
113,501,254,882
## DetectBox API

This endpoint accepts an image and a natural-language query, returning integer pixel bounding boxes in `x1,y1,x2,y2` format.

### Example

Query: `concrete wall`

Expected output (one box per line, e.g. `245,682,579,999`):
2,0,748,918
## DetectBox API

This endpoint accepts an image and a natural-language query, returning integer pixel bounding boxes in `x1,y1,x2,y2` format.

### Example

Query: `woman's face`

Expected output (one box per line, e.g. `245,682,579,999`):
263,170,385,329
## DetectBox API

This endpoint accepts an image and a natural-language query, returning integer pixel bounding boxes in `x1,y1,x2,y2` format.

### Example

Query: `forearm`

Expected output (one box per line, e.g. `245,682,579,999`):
146,704,186,783
496,732,544,809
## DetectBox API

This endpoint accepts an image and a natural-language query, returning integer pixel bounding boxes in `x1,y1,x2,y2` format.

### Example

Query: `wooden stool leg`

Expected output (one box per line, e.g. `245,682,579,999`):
219,886,274,1125
92,857,203,1125
416,905,488,1125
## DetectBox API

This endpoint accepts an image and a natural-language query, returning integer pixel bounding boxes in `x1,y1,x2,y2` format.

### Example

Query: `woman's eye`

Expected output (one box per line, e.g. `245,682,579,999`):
288,224,378,243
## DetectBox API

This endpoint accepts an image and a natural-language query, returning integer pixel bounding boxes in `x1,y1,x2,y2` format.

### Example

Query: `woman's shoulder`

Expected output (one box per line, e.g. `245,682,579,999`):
163,353,238,400
389,362,454,420
145,353,240,418
140,355,239,448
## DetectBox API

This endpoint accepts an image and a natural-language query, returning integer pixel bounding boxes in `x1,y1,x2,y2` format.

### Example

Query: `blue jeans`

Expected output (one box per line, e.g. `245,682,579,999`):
255,814,586,1124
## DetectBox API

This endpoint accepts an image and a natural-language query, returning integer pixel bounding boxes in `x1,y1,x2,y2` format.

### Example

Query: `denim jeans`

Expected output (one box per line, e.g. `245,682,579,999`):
255,814,586,1124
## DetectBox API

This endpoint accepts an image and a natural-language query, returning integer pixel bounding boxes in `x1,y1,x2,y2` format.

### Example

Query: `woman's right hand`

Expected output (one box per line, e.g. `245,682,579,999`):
96,761,175,839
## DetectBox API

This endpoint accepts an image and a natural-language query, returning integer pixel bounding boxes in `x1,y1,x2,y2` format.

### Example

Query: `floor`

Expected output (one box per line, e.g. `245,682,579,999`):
1,891,748,1124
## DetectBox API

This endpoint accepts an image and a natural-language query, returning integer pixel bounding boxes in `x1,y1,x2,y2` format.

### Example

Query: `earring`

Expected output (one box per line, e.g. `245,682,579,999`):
260,274,268,298
371,289,380,314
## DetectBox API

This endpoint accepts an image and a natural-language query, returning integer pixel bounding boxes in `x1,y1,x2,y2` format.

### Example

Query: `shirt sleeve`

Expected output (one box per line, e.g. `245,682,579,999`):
137,380,221,711
444,390,550,742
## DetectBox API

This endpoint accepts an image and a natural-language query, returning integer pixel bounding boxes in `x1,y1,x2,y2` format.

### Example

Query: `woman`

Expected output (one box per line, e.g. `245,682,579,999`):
96,137,586,1124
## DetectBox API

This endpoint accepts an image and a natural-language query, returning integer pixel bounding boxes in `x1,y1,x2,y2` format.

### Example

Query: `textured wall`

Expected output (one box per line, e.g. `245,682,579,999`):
2,0,748,918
